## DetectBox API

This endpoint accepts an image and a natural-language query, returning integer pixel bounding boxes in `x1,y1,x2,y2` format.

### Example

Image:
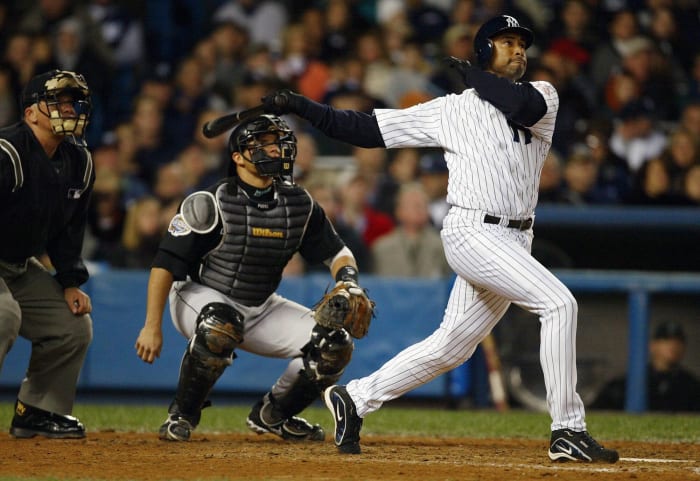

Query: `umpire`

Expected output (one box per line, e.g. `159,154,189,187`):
0,70,95,438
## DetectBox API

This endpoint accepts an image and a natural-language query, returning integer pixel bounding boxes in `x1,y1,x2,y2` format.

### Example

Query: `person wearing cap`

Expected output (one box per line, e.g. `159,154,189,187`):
261,14,620,462
592,321,700,412
0,70,95,438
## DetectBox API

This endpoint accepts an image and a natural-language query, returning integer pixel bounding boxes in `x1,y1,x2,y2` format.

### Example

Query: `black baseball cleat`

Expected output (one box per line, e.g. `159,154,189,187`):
10,400,85,439
323,385,363,454
159,414,195,442
548,429,619,463
246,396,325,441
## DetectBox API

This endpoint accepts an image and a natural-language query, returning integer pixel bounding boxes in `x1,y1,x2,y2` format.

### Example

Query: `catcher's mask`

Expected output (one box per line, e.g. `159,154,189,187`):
228,114,297,179
21,69,91,140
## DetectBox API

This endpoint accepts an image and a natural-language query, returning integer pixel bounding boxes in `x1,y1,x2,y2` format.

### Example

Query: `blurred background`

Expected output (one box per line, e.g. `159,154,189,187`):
0,0,698,414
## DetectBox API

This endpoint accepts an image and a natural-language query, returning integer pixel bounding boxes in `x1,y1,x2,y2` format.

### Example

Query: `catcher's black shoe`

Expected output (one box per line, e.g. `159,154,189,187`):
324,385,363,454
10,399,85,439
246,395,325,442
159,414,195,442
548,429,619,463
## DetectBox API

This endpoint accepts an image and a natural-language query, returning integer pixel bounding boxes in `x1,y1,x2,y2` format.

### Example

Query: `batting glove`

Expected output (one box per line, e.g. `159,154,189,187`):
261,89,305,115
444,56,474,88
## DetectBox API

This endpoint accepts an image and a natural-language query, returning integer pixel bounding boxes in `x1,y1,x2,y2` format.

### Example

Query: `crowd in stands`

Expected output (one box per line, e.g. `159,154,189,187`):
1,0,699,276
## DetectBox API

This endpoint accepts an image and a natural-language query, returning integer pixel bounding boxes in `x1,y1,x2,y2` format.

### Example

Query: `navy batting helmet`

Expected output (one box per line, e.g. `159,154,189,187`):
474,15,534,69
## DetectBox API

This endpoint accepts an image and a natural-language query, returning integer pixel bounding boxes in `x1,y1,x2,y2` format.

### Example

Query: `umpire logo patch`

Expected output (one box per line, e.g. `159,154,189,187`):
168,214,192,237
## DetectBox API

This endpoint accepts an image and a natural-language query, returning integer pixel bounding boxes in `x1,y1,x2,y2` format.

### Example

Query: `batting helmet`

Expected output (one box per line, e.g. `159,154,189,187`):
474,15,534,69
228,114,297,178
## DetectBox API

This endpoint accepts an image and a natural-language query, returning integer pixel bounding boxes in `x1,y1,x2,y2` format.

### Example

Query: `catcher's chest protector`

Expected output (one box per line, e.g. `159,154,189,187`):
198,182,313,306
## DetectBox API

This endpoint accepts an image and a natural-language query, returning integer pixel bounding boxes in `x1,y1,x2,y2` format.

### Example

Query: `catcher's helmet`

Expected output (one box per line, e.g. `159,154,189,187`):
21,69,91,139
474,15,534,69
228,114,297,178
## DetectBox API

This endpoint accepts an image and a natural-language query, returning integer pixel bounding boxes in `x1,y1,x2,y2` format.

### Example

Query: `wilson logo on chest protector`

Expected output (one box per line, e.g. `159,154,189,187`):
251,227,284,238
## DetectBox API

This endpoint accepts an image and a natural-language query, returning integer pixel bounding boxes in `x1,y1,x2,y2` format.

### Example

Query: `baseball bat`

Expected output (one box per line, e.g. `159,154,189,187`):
481,334,509,412
202,104,266,138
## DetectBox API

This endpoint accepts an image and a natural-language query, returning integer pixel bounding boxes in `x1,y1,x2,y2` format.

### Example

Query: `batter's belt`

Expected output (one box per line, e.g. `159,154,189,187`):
483,214,533,231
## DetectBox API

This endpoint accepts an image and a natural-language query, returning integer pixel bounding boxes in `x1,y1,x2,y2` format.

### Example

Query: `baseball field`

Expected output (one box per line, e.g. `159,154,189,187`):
0,402,698,481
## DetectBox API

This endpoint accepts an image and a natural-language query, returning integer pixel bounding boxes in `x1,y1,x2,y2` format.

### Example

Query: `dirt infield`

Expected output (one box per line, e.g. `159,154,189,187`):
1,432,698,481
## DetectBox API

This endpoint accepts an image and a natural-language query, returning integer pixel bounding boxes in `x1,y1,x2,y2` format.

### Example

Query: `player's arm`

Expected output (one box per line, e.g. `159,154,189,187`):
135,199,221,363
299,201,360,281
456,66,547,127
262,90,386,148
135,266,173,364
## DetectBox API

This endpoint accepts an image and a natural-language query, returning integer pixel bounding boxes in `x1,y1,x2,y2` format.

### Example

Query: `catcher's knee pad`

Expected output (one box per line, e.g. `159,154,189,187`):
303,325,354,382
173,303,244,419
190,302,244,369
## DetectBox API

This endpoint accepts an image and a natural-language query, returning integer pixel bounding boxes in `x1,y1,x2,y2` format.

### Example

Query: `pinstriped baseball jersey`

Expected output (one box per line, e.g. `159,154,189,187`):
375,81,558,218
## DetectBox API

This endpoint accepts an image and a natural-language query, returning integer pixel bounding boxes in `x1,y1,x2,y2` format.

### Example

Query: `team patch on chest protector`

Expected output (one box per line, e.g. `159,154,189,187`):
168,214,192,237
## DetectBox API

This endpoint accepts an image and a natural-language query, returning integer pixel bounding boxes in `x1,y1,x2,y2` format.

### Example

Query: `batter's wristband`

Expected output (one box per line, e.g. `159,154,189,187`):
335,265,359,284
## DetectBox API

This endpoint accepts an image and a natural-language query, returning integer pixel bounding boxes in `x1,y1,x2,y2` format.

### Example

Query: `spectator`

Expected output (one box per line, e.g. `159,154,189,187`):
589,10,639,92
418,151,449,229
212,0,288,54
85,0,145,125
86,169,125,263
682,164,700,204
627,157,682,205
0,63,19,126
559,145,599,204
129,94,176,187
609,99,667,173
545,0,598,54
616,35,678,121
319,0,367,63
371,183,450,278
208,21,249,103
152,161,187,207
164,55,214,152
291,131,321,187
176,143,220,195
192,108,230,176
585,126,632,203
336,172,394,248
686,53,700,103
592,321,700,412
4,32,40,97
112,196,163,270
49,17,113,143
374,147,421,218
275,22,330,102
430,24,474,95
305,182,371,273
662,128,700,196
679,101,700,139
538,150,567,203
536,42,596,156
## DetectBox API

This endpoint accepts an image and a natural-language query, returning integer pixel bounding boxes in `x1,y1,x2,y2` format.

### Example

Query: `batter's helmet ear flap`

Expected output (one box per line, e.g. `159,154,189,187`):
476,38,494,69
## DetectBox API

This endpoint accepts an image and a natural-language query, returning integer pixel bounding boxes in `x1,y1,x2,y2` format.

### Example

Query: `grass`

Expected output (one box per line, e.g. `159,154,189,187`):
1,401,698,443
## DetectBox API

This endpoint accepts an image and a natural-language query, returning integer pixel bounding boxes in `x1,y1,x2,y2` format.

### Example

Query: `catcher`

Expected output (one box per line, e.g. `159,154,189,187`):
134,114,373,442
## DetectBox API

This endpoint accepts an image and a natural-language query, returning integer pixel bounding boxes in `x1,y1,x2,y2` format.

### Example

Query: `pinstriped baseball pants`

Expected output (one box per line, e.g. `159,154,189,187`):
347,208,586,431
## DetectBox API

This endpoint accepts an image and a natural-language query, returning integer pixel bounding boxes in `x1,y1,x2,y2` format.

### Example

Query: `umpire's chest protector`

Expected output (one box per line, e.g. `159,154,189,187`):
198,181,313,306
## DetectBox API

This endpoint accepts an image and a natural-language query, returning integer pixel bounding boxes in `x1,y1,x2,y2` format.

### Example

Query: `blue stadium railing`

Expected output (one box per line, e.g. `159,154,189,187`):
2,268,698,412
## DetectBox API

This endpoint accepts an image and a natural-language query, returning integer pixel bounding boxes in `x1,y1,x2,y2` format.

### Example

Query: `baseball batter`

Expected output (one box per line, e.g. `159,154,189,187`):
263,15,619,462
134,114,366,442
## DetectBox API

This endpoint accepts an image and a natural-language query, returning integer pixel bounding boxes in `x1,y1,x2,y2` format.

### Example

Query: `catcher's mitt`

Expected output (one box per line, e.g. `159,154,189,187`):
313,282,375,339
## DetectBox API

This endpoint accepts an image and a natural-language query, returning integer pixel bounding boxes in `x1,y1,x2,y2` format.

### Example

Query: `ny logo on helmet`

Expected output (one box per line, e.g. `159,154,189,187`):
504,16,519,28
